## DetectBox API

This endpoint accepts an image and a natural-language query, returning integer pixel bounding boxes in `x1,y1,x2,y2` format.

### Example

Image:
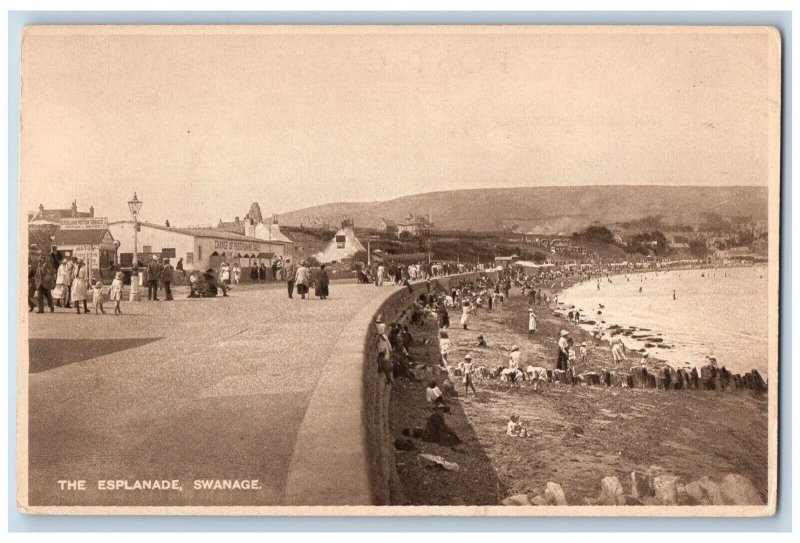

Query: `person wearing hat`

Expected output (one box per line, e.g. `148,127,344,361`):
528,308,537,335
160,258,174,301
557,330,570,371
580,341,588,365
610,335,626,367
462,354,477,396
91,280,106,314
146,254,162,301
639,352,650,367
109,271,124,315
284,258,296,298
375,314,393,384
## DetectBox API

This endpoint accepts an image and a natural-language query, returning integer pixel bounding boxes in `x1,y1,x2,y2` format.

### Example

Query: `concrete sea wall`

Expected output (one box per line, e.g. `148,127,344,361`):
285,271,495,506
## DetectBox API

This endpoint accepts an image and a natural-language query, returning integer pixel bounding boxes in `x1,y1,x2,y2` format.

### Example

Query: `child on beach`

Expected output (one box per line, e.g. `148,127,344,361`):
439,331,451,367
426,381,446,408
528,308,537,335
109,271,124,315
580,342,588,365
462,354,477,396
506,414,529,438
92,281,106,314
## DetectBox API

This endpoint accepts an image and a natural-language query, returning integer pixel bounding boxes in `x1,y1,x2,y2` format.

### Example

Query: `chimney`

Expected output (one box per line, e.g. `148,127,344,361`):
165,220,171,228
90,205,95,217
235,216,240,225
71,200,78,217
38,203,44,213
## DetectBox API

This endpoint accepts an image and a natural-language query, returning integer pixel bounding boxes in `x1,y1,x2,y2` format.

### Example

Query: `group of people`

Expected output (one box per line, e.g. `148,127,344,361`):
28,253,125,315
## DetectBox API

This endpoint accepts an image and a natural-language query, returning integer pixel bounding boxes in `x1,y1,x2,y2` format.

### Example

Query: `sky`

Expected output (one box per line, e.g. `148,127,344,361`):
21,26,780,226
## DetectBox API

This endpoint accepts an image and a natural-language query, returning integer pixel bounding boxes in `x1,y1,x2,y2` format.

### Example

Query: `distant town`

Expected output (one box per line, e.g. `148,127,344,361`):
27,191,768,287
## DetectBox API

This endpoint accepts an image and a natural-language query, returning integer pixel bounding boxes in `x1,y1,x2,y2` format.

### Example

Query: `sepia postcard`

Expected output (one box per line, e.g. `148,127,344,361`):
17,25,781,516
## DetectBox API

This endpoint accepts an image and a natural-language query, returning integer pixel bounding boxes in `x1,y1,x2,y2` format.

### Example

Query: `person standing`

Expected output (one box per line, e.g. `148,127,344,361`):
462,354,477,396
176,257,185,278
294,261,310,299
233,263,241,285
259,262,267,283
160,258,174,301
528,308,537,335
109,271,124,315
557,330,570,371
377,263,386,286
285,258,296,298
71,258,89,314
28,260,37,312
53,259,69,307
33,255,56,313
219,262,231,288
271,259,279,282
610,336,626,367
315,263,330,300
460,301,471,330
146,255,162,301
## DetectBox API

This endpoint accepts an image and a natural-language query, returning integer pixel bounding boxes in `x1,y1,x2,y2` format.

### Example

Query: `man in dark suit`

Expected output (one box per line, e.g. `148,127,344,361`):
146,255,163,301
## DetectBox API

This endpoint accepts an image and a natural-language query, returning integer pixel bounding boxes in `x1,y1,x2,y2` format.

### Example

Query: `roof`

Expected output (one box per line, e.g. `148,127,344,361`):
30,209,93,223
53,229,114,246
109,220,291,244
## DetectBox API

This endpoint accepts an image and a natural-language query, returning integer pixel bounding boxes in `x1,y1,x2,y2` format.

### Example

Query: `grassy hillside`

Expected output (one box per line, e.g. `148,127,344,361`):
275,185,767,234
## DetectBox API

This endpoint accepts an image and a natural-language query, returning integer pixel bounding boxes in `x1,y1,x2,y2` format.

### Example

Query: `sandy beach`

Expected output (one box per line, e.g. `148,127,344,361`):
390,283,768,505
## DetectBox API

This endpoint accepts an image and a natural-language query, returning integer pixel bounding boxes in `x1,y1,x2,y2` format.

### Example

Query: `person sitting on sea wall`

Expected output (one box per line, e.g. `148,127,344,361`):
425,381,446,408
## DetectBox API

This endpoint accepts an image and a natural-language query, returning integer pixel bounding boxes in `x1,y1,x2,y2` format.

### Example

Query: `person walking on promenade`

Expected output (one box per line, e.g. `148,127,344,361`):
528,308,537,335
71,258,89,314
92,281,106,314
259,262,267,283
109,271,124,315
285,258,296,298
315,263,330,299
557,330,570,371
250,264,258,283
28,260,37,312
160,259,174,301
33,255,56,313
146,255,162,301
233,263,241,285
462,354,477,396
271,259,279,282
176,257,185,278
295,261,310,299
53,258,69,307
219,262,232,289
377,263,386,286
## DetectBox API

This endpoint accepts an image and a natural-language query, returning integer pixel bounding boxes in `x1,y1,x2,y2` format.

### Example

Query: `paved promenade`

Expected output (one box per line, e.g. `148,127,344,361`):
26,282,393,506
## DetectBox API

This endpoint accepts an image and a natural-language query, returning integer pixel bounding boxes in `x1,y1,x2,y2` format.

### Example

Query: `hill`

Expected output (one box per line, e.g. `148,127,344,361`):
275,186,767,235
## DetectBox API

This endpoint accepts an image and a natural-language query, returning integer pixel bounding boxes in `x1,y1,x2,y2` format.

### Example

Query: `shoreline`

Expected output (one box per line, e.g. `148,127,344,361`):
389,277,768,506
554,264,768,375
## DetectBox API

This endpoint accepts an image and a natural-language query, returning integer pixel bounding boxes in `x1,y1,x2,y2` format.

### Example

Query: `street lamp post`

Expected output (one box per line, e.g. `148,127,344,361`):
127,192,143,301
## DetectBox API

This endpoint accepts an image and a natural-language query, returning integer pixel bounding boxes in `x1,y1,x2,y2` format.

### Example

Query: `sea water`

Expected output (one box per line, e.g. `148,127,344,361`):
559,266,769,374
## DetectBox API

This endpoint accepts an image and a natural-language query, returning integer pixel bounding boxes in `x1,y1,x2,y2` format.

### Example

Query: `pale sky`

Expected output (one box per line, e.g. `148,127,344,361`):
21,26,780,226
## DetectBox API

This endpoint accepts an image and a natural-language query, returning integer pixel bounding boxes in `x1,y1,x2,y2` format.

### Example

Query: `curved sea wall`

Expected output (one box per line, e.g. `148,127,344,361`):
284,271,495,506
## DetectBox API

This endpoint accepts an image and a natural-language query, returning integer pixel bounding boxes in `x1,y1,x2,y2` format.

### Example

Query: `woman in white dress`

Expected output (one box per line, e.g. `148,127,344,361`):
71,259,89,314
460,301,471,330
53,259,69,307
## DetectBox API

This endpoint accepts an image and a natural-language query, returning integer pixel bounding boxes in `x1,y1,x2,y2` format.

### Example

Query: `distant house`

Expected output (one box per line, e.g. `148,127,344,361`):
377,217,398,235
315,221,367,263
217,216,245,235
29,200,95,224
397,213,432,238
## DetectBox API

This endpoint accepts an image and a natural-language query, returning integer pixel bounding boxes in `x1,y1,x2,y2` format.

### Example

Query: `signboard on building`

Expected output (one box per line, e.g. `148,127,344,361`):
213,240,263,252
61,217,109,230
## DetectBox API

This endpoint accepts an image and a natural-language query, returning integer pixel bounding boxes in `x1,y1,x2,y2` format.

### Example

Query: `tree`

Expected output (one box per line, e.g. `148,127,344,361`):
689,240,708,258
573,226,616,245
